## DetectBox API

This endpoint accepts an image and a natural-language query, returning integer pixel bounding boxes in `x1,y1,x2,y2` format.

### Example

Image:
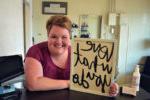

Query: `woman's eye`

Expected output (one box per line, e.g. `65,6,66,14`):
50,35,57,38
62,36,67,39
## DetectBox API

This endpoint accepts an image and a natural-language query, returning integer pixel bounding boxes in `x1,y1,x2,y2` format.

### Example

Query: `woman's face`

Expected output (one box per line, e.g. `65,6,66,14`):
48,25,70,56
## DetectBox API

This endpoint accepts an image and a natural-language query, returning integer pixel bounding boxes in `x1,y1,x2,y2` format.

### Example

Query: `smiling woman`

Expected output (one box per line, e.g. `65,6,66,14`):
47,25,70,56
24,15,72,91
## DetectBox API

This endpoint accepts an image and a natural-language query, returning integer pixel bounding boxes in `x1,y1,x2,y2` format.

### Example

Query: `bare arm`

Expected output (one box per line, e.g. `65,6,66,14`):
24,57,69,91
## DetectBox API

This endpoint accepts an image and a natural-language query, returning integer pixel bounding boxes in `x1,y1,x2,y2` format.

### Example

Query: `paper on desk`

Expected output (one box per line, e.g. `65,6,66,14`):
122,86,136,96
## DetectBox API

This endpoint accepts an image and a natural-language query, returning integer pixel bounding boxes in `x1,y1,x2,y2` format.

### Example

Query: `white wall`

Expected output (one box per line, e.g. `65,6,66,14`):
116,0,150,84
0,0,24,57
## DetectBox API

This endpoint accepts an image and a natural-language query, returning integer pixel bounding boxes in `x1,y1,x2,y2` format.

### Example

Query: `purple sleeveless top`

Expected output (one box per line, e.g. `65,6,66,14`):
25,41,70,80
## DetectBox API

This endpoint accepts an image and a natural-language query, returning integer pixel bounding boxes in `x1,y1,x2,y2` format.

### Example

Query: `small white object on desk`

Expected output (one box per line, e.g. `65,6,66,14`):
131,65,141,91
122,86,137,96
13,82,23,89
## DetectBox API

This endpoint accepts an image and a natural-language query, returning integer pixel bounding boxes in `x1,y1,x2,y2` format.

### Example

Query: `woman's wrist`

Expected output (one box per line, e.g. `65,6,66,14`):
66,80,70,88
61,80,70,89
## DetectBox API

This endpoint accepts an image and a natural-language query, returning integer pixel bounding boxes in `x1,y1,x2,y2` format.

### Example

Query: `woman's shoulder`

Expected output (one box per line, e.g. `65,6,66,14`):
34,41,48,48
28,41,48,51
25,41,48,60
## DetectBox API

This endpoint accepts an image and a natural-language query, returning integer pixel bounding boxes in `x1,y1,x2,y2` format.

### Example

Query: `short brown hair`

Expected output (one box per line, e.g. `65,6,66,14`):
46,15,72,34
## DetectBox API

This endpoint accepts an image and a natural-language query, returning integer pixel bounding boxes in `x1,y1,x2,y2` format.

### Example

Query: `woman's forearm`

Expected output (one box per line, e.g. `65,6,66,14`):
26,77,69,91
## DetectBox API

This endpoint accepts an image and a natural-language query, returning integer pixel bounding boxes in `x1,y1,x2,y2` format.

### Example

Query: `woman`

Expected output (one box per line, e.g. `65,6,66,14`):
24,15,118,96
24,15,71,91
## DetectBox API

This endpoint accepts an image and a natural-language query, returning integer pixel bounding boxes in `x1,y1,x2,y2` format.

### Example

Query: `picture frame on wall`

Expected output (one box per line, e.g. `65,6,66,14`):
42,1,67,15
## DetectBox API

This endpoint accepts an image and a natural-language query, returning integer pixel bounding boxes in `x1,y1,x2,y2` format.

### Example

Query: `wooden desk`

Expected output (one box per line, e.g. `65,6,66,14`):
19,88,150,100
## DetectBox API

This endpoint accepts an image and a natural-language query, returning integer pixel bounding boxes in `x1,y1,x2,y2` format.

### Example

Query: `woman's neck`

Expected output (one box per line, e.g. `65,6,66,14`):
51,50,68,69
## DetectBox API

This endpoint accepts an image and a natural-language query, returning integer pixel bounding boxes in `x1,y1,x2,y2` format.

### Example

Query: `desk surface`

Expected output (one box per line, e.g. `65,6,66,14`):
20,88,150,100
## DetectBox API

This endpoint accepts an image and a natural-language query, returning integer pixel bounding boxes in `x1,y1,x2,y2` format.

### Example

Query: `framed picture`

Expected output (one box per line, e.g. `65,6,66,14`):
42,1,67,15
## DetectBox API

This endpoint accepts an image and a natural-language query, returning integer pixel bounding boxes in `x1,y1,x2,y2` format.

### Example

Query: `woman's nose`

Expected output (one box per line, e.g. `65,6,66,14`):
56,38,62,43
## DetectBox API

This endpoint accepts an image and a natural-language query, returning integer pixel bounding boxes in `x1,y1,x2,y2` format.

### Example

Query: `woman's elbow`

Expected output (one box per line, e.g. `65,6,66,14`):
26,85,36,91
25,80,39,91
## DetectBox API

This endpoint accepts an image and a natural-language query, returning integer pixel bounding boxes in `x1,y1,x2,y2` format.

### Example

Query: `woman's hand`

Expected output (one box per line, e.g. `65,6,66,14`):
109,83,119,96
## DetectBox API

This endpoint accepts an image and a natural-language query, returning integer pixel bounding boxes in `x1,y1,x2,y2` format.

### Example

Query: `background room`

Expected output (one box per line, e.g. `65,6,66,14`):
0,0,150,87
25,0,150,85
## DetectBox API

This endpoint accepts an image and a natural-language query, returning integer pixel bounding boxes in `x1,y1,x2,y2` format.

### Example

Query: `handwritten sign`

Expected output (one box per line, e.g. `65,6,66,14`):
70,38,117,96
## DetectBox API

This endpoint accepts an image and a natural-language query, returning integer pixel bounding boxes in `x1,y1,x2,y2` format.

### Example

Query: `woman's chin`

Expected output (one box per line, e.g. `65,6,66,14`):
54,51,65,55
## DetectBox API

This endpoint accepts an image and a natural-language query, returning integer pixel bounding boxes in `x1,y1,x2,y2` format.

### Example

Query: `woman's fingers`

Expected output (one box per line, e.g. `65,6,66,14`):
109,83,119,96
